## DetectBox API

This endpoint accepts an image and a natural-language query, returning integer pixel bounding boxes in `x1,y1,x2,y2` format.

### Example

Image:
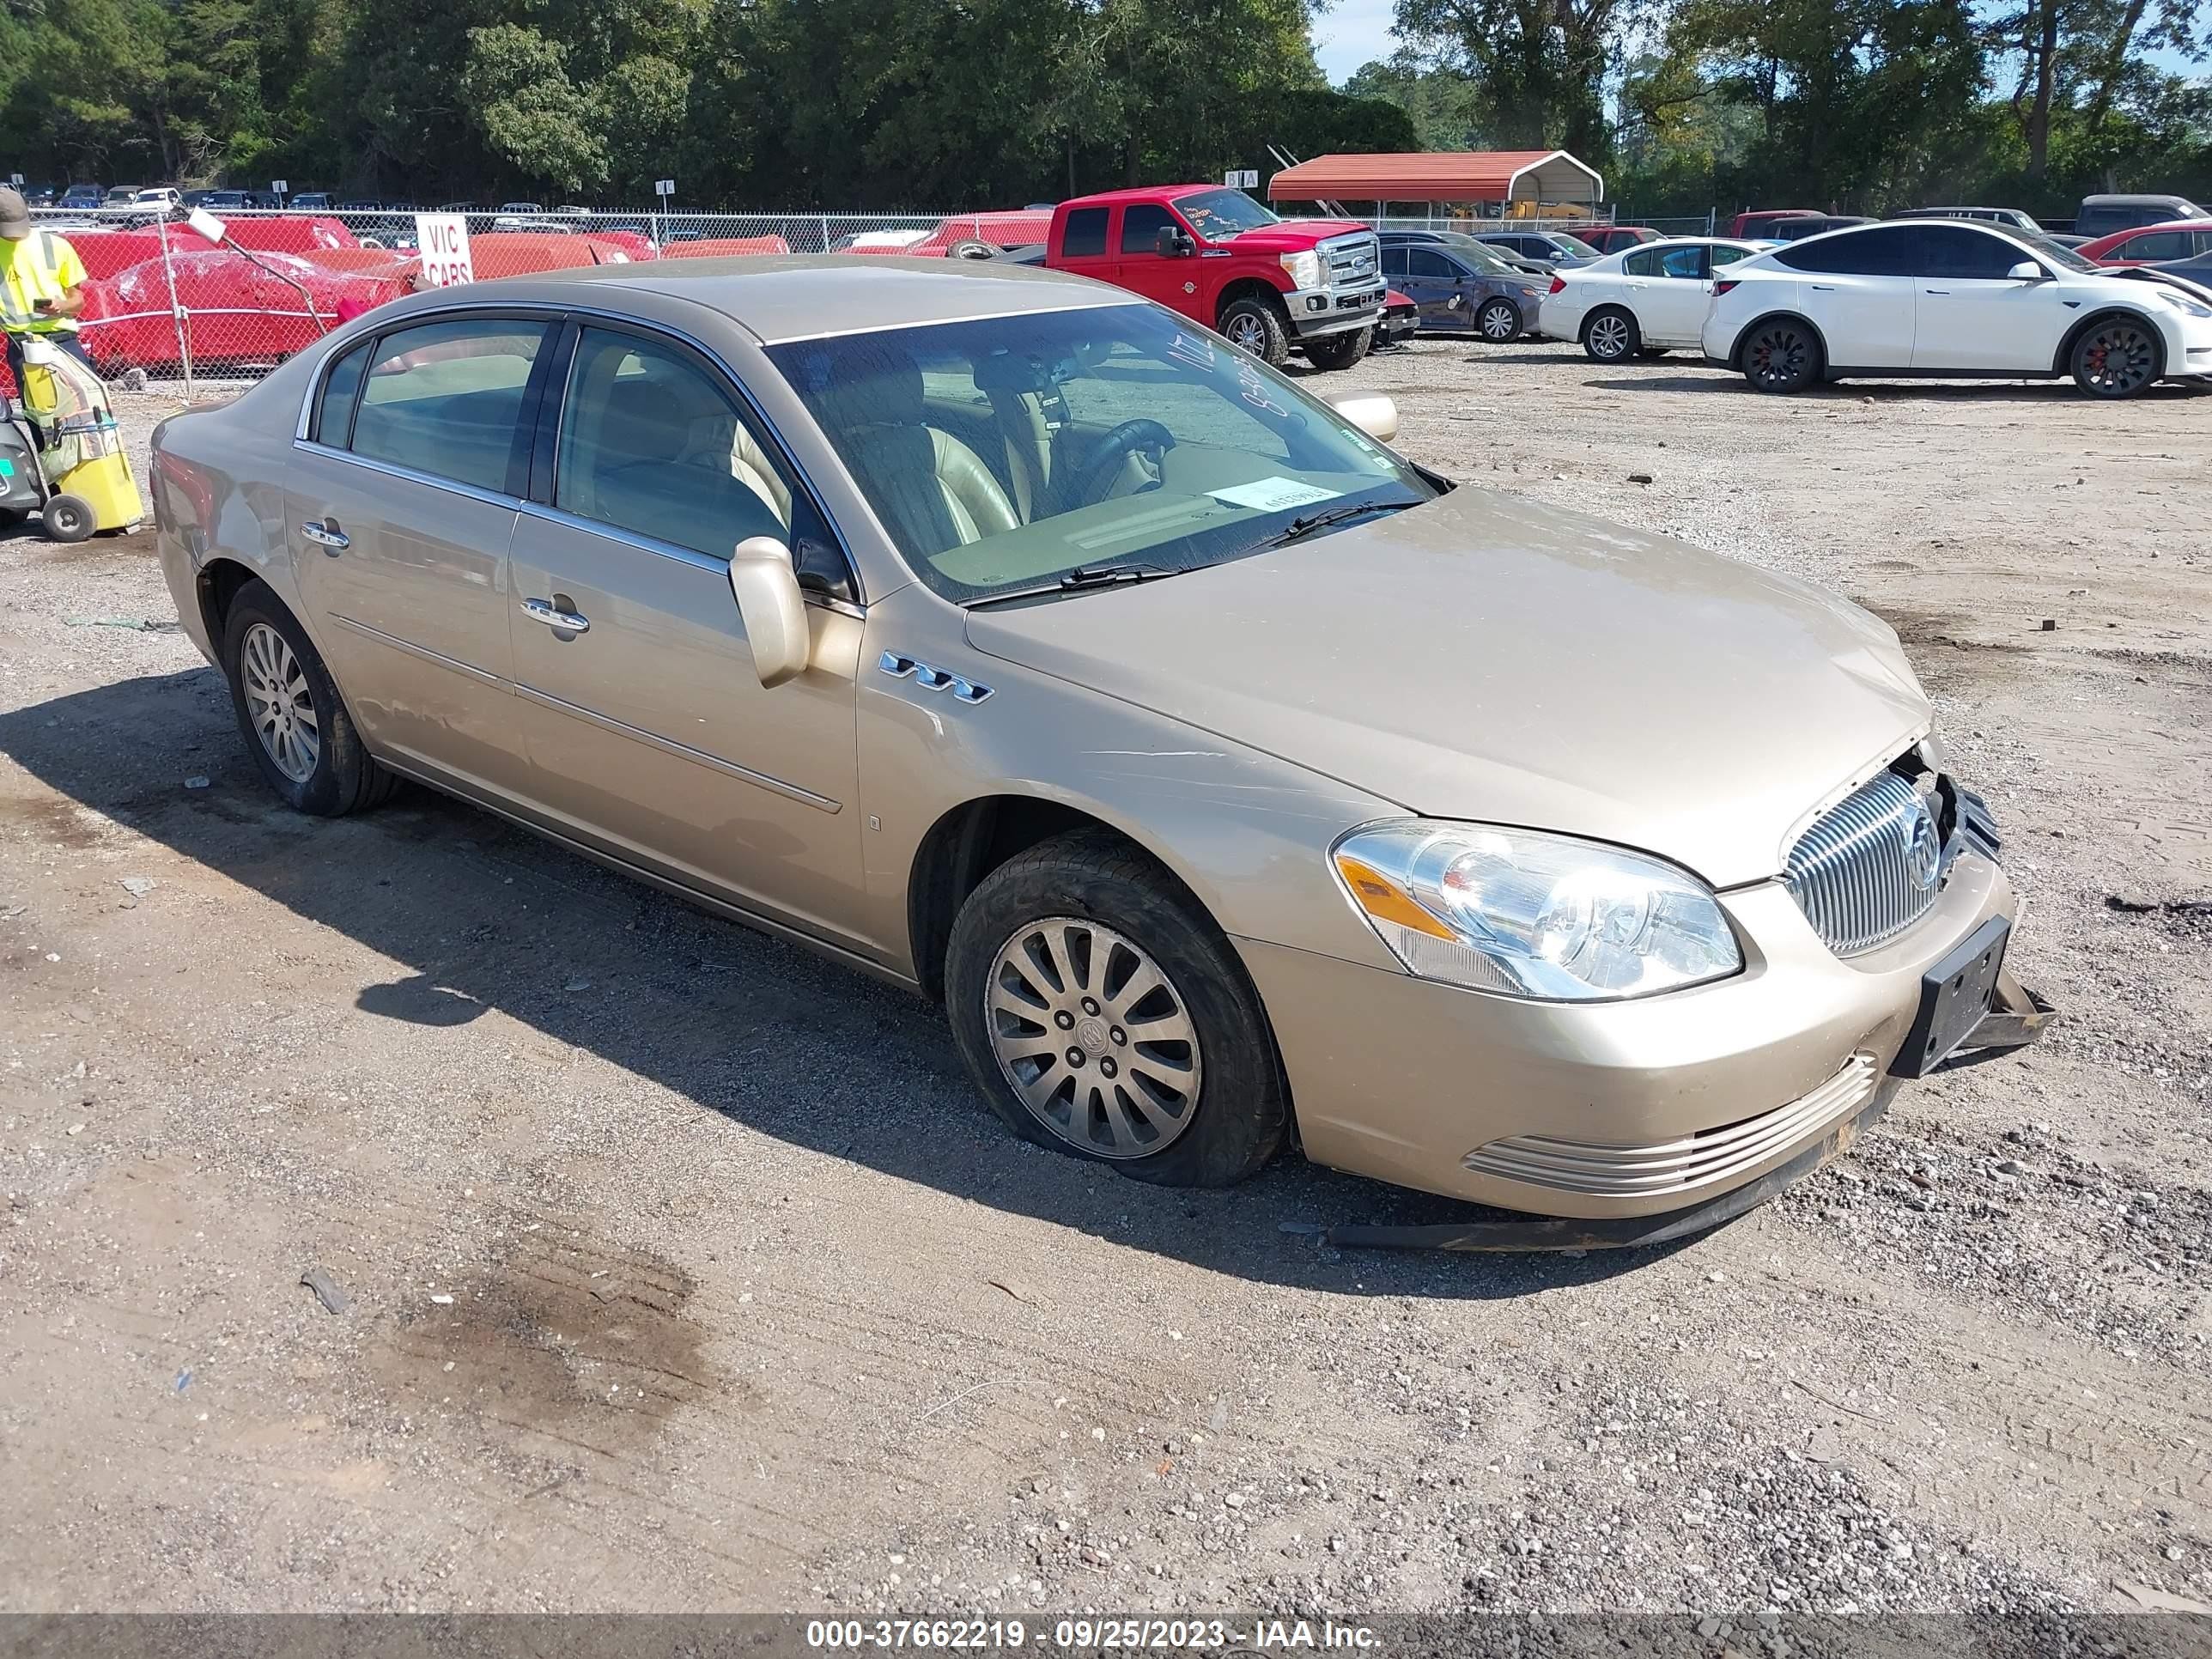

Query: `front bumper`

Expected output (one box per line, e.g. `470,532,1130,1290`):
1285,283,1386,340
1238,846,2039,1221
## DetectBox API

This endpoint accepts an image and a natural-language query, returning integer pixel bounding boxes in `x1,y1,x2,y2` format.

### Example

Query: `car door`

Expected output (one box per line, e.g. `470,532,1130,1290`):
1398,246,1464,325
504,319,871,953
287,313,556,799
1910,225,2064,372
1112,201,1194,310
1774,226,1918,368
1054,204,1116,289
1628,245,1713,345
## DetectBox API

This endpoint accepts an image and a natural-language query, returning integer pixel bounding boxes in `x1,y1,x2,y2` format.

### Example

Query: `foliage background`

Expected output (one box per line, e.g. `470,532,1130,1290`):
2,0,2205,215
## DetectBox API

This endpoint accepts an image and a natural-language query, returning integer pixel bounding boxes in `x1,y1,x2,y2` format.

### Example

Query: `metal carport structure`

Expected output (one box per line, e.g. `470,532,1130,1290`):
1267,151,1606,219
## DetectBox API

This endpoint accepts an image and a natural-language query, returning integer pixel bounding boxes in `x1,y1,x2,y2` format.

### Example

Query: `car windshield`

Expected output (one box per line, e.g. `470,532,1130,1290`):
1176,190,1279,240
768,302,1436,605
1552,233,1603,258
2021,233,2099,273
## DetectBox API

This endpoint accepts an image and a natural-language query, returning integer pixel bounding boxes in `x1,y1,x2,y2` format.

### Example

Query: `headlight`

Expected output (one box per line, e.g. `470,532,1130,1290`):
1279,251,1322,289
1332,822,1742,1001
2154,288,2212,319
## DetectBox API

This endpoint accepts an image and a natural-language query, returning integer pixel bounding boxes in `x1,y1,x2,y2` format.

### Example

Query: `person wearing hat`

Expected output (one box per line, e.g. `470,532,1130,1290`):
0,185,96,392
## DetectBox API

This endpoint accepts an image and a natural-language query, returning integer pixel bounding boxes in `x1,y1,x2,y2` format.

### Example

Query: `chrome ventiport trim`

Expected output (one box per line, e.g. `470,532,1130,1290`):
1465,1054,1879,1197
1784,769,1947,956
878,652,994,704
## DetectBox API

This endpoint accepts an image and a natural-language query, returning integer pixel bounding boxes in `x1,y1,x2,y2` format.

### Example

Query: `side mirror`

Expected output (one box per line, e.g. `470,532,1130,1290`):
2008,259,2048,283
1324,391,1399,444
1155,227,1195,258
728,535,811,688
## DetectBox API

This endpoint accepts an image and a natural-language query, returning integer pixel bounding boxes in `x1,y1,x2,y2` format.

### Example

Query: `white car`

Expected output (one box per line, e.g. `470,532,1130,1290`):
1702,220,2212,398
1539,239,1770,362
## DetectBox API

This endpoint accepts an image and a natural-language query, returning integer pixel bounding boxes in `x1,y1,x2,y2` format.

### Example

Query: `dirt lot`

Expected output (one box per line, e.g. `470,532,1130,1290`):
1,347,2208,1626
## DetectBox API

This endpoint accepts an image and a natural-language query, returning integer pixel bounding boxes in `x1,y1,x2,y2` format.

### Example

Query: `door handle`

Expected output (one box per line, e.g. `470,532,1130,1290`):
1809,284,1837,291
1924,288,1950,295
301,519,349,552
521,598,590,634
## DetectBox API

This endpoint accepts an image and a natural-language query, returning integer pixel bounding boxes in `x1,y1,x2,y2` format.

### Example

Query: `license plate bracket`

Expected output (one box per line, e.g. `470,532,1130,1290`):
1893,915,2010,1079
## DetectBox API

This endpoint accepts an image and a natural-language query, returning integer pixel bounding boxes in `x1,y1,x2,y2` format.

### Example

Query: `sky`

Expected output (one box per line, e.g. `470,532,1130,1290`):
1305,0,2203,89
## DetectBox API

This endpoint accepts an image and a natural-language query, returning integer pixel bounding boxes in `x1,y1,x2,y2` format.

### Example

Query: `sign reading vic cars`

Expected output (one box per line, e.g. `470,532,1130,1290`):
415,213,475,288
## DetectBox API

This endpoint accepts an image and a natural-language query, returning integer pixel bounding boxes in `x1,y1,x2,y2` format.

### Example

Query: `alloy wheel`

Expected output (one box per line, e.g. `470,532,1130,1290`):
1747,325,1809,389
240,622,321,782
2079,323,2156,396
1224,313,1267,353
984,916,1204,1159
1589,314,1632,359
1480,301,1517,340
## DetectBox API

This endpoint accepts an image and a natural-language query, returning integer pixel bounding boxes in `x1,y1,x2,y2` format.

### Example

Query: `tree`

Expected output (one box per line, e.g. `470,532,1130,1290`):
1389,0,1652,159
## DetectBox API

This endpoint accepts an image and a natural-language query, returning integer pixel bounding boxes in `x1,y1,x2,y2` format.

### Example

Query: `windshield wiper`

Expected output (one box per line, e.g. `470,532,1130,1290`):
1257,500,1416,550
964,562,1186,609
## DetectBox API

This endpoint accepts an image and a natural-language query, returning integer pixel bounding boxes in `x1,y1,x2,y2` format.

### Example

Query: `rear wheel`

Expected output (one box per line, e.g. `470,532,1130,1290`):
1303,325,1372,370
945,831,1290,1188
1583,307,1640,363
2070,317,2162,398
1741,319,1820,392
1218,295,1291,368
220,579,397,816
1476,298,1522,342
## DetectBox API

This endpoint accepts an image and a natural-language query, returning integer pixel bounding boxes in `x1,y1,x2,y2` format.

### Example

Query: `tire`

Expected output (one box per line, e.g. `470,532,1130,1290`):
1640,346,1671,357
945,830,1291,1188
2069,315,2164,398
945,238,994,261
1302,325,1372,370
1218,294,1291,368
1475,298,1522,342
1582,307,1640,363
40,493,96,543
1741,318,1820,392
219,578,397,816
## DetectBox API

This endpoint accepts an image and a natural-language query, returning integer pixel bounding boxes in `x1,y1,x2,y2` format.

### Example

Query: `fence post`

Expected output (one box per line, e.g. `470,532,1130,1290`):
819,214,831,254
157,222,193,399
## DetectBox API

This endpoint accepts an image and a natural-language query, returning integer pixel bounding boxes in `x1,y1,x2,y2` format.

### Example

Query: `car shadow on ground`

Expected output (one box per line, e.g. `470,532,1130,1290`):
0,667,1721,1300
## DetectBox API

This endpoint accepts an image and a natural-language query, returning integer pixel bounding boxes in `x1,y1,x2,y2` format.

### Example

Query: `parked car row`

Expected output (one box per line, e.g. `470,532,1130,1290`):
1539,218,2212,398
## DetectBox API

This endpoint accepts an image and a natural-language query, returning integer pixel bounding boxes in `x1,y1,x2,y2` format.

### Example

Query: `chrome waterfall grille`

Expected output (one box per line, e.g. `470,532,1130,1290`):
1784,769,1948,956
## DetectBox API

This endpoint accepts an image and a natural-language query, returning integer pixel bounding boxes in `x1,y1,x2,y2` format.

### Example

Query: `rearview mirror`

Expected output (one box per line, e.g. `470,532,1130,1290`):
2008,260,2048,283
1324,391,1399,444
729,536,811,688
1155,226,1196,258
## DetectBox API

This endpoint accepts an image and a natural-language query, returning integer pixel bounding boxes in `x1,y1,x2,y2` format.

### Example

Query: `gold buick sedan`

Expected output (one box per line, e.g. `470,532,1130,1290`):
149,257,2047,1240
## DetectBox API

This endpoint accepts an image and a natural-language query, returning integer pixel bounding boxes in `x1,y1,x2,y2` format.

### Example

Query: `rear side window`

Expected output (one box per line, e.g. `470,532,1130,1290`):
1121,204,1178,253
1622,247,1665,276
1776,227,1917,276
1060,207,1109,258
347,319,549,493
1917,225,2025,278
313,340,370,446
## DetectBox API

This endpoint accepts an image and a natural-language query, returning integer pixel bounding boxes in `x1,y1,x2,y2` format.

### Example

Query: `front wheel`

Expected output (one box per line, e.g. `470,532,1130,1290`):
1303,325,1372,370
1741,319,1820,392
945,831,1290,1188
221,578,397,816
1582,307,1640,363
1476,298,1522,342
1218,295,1291,368
2070,317,2162,398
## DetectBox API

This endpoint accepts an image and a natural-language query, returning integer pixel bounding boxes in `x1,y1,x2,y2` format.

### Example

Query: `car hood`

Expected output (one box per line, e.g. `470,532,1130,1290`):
964,488,1929,889
1216,220,1370,253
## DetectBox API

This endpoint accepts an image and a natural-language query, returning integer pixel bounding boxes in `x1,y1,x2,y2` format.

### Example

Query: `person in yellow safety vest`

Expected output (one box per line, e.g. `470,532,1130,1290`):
0,185,97,395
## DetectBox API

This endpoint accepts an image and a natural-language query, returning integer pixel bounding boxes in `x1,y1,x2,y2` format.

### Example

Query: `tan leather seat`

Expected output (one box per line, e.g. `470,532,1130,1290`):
804,348,1018,552
682,413,793,528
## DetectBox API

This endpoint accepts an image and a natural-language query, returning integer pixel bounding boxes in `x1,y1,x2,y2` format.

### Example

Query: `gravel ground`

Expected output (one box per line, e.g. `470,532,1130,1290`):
1,349,2208,1635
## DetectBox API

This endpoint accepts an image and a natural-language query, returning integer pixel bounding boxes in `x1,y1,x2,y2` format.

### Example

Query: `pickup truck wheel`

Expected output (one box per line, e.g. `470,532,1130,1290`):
946,830,1290,1188
1218,295,1291,368
221,579,397,816
1302,325,1372,370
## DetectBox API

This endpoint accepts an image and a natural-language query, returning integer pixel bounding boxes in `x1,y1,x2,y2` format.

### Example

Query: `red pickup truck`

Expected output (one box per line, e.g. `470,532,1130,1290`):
1044,185,1386,370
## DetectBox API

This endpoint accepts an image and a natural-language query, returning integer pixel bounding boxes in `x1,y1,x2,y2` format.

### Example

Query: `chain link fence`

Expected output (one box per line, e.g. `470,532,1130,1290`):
1372,211,1720,239
19,201,1717,398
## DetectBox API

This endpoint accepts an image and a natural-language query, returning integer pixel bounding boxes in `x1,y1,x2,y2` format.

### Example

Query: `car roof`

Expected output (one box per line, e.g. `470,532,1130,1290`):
423,254,1136,345
2081,192,2196,204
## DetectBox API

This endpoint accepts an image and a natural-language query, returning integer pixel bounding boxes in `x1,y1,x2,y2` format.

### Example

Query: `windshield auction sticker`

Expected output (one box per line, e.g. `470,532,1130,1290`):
1208,477,1343,514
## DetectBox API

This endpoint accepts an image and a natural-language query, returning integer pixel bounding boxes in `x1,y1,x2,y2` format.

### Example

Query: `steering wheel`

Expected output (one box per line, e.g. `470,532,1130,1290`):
1067,419,1176,507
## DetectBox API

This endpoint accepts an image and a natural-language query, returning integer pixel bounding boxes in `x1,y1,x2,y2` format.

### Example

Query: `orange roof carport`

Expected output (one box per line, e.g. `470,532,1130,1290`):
1267,150,1604,208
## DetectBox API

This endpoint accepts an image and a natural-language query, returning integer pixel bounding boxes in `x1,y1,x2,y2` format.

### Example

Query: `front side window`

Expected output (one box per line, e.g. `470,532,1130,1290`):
768,303,1436,605
2118,230,2192,262
1175,190,1278,240
1656,246,1705,279
348,319,549,493
1404,247,1455,280
555,327,799,562
1711,244,1756,267
1060,207,1109,258
1121,203,1180,254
